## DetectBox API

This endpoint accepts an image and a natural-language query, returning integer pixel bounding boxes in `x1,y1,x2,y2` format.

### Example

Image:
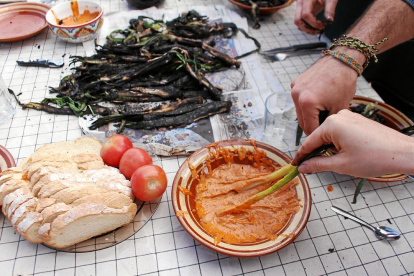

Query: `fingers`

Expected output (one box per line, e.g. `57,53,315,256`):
294,0,306,29
291,83,305,134
299,96,321,135
291,124,326,166
324,0,338,23
302,0,325,30
294,0,322,34
298,154,343,174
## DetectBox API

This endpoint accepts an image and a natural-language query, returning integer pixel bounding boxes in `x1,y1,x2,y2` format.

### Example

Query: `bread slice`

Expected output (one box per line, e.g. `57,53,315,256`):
0,167,22,176
0,174,23,192
36,180,71,199
50,184,109,204
41,179,133,202
29,166,78,190
11,198,38,226
38,223,51,240
0,180,27,206
71,153,105,170
0,174,14,186
26,161,78,181
41,203,71,224
36,198,57,213
2,187,31,213
72,192,133,209
42,203,137,248
29,137,102,161
6,191,34,219
82,168,131,187
30,167,79,194
16,212,43,243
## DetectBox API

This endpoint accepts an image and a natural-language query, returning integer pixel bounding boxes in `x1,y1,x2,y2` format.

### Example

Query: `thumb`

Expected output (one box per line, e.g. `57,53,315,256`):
324,0,338,23
298,154,342,174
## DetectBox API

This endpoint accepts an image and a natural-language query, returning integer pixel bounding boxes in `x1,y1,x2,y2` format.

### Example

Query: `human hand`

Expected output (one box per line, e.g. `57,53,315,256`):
291,55,358,135
294,0,338,35
292,109,414,177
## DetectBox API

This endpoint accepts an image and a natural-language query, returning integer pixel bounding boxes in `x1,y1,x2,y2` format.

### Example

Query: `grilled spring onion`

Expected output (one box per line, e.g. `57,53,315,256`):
217,144,332,216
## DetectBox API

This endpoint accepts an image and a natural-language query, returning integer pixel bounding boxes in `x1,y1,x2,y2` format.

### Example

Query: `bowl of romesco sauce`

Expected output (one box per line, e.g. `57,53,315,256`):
45,0,103,43
172,139,311,257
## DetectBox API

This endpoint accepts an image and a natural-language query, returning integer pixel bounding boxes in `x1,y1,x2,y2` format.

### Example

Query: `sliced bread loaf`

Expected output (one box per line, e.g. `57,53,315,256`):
41,203,71,224
11,198,38,226
2,187,31,212
35,198,57,213
16,212,43,243
7,191,34,219
71,153,105,170
50,184,109,204
30,137,101,161
0,180,27,206
42,203,137,248
72,192,133,209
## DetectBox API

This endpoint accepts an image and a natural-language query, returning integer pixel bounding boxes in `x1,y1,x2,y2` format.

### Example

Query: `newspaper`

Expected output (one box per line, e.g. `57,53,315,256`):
80,6,284,156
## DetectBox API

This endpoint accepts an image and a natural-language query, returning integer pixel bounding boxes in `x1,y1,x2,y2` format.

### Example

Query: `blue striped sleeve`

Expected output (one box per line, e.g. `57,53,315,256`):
402,0,414,10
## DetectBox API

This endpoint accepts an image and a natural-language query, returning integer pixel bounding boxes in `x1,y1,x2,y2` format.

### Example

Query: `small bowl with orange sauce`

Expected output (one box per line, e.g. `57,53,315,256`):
45,1,103,43
172,139,311,257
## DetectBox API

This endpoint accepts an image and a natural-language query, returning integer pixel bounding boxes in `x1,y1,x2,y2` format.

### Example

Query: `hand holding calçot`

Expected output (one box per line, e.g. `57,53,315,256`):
294,0,338,34
292,109,414,178
290,54,358,135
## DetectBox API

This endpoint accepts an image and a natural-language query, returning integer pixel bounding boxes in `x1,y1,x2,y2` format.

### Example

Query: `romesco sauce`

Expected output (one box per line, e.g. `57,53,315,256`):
52,1,99,26
189,140,301,245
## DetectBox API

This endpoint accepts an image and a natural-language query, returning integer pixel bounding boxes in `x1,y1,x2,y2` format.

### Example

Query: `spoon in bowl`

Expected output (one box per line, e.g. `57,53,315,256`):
331,206,400,241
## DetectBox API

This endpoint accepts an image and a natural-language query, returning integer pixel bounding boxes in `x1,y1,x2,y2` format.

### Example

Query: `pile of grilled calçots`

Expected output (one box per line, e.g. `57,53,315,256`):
14,10,260,133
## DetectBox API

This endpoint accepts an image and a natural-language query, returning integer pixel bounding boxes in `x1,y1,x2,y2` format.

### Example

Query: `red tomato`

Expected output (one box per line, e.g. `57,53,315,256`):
100,134,133,168
119,148,153,179
131,165,167,201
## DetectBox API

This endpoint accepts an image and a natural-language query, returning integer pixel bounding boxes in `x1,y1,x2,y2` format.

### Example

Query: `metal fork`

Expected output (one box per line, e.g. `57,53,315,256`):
263,49,323,62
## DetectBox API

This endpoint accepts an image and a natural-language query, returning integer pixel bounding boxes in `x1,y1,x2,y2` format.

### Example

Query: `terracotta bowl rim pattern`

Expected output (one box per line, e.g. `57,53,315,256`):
171,139,311,257
0,145,16,172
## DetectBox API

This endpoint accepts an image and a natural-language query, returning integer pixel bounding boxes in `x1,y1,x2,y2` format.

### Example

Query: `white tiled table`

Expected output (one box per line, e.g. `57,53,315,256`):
1,0,413,275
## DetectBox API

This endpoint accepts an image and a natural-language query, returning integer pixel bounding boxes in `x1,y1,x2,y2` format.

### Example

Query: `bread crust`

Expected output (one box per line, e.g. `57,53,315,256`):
0,137,137,248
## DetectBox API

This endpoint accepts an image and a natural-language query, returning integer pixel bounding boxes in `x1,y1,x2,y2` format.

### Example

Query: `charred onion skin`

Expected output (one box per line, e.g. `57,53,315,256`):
12,10,260,132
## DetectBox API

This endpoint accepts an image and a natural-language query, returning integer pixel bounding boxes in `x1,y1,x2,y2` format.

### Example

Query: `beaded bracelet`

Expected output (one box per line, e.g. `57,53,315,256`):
329,35,388,69
322,50,364,76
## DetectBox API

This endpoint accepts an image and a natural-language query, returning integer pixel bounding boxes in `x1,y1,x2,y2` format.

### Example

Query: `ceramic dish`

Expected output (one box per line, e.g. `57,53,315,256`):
172,139,311,257
350,96,414,182
45,1,103,43
228,0,294,16
0,2,49,42
0,145,16,173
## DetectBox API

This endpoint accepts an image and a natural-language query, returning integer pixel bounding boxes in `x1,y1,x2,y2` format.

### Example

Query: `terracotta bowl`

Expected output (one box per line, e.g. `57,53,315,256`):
45,1,103,43
0,2,49,43
172,139,311,257
350,96,414,182
228,0,294,16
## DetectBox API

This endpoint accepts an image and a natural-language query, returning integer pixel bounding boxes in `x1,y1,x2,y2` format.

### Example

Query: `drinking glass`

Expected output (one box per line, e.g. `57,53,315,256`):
263,92,300,152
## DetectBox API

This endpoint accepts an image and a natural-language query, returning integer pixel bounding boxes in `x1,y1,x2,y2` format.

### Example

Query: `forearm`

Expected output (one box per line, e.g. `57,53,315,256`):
390,134,414,176
333,0,414,64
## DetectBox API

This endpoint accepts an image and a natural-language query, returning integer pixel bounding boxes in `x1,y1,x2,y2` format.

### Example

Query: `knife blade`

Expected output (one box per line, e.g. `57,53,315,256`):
263,49,323,62
16,59,64,68
260,42,327,56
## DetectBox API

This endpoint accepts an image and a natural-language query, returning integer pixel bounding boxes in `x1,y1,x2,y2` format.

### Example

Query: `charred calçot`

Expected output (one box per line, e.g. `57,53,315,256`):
11,10,261,133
